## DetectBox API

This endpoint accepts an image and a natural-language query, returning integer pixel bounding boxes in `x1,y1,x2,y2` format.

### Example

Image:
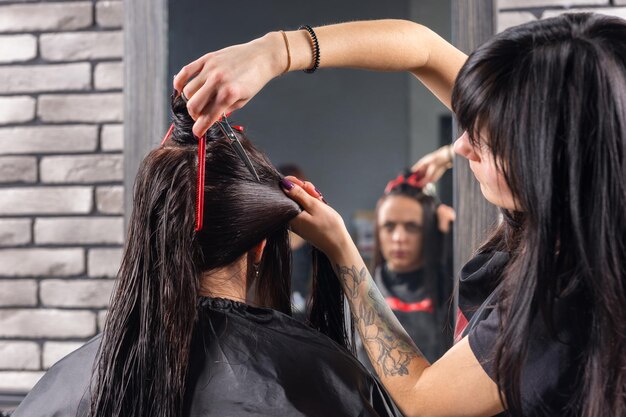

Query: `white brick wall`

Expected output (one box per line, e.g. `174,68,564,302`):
96,1,123,28
0,126,98,154
38,93,123,122
0,219,32,246
0,187,93,214
88,247,122,277
0,280,38,306
0,156,37,183
95,186,123,214
101,124,123,151
0,0,125,394
43,341,84,369
0,35,37,64
0,63,91,93
0,372,45,392
40,154,123,183
41,31,123,61
498,12,537,32
0,248,84,276
542,7,626,19
0,342,40,370
497,5,626,32
41,279,115,307
35,217,124,244
0,3,92,33
0,96,36,124
95,62,123,90
500,0,609,8
0,309,96,338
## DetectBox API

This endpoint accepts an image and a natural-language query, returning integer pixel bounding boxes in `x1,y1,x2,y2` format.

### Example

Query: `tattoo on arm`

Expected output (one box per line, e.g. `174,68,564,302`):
337,265,367,299
336,264,424,377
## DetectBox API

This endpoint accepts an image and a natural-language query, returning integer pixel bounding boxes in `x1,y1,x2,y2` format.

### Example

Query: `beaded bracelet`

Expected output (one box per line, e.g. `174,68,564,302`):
298,25,320,74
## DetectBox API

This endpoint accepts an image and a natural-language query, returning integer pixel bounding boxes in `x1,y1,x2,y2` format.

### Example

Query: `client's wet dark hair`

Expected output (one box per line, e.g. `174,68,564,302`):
89,95,353,417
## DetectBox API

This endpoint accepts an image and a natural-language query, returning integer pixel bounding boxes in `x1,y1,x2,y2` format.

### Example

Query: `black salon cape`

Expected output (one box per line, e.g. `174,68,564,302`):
374,265,449,362
458,252,583,417
12,297,400,417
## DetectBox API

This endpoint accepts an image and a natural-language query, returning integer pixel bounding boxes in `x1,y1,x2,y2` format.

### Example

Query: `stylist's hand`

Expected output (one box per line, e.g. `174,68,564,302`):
411,144,454,186
173,33,286,137
280,176,351,260
436,203,456,233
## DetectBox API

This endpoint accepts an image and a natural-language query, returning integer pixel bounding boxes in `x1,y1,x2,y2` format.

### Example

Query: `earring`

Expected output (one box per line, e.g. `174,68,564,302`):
252,263,260,279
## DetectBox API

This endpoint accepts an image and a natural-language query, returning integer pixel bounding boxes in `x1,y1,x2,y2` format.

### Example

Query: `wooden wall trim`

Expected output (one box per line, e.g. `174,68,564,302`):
123,0,169,227
451,0,500,310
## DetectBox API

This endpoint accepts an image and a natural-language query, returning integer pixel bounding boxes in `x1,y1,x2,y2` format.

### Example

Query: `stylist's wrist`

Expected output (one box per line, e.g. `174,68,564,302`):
258,32,287,78
325,229,360,266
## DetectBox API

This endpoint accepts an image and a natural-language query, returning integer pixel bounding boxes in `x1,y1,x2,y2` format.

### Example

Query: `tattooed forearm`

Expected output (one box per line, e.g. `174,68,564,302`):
336,264,425,378
336,265,367,299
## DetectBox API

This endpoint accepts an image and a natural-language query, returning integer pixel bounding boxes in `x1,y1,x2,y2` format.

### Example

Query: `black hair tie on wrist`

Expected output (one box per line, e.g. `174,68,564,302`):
298,25,320,74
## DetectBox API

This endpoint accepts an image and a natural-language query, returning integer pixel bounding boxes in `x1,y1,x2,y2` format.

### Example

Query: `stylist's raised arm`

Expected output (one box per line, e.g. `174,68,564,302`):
280,176,504,417
173,20,467,137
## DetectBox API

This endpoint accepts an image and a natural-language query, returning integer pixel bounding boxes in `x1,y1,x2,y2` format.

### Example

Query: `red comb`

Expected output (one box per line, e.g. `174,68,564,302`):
160,123,206,232
160,123,175,146
195,134,206,231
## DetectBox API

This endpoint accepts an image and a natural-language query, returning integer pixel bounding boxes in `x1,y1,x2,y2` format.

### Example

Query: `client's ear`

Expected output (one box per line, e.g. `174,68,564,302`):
252,239,267,263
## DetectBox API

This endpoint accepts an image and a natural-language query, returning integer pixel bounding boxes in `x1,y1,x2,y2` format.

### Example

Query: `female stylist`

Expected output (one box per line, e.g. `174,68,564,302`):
174,15,626,417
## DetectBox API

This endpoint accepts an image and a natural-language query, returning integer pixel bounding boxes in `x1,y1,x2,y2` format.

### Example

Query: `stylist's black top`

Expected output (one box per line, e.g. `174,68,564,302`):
12,297,399,417
456,252,583,417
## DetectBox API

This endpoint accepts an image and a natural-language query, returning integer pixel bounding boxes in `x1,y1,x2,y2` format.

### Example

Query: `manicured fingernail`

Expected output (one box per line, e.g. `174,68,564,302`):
226,111,233,117
280,178,294,190
174,89,179,97
314,187,323,196
232,125,244,132
321,196,328,204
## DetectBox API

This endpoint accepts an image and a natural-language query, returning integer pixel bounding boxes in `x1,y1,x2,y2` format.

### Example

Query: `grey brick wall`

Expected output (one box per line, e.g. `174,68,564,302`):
498,0,626,32
0,0,123,393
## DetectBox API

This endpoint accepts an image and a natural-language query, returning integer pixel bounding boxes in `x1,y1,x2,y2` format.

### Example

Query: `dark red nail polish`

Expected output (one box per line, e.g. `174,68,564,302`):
232,125,244,132
314,187,323,196
280,178,294,190
174,89,179,97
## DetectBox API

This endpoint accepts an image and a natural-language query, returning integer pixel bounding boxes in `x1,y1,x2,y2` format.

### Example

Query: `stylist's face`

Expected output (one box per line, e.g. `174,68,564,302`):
454,131,517,210
378,196,423,273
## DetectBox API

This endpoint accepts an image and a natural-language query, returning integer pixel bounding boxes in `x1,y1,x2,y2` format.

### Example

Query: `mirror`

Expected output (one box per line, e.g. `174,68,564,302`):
168,0,454,359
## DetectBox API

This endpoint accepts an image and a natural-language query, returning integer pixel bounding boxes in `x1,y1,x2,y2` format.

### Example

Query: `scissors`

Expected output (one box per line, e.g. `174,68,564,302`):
215,114,260,182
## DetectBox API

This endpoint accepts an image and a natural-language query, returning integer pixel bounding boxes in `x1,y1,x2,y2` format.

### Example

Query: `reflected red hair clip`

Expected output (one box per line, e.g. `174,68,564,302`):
384,171,423,194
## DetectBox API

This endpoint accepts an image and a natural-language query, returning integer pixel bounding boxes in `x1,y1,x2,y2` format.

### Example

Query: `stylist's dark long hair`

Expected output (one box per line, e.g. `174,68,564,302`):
88,96,352,417
452,13,626,417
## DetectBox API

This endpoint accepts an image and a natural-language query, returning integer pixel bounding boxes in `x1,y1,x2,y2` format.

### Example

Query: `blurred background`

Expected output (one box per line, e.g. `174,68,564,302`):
1,0,625,411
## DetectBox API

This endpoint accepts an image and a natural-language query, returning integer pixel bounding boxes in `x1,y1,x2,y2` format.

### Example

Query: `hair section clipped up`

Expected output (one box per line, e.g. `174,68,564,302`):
89,94,355,417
